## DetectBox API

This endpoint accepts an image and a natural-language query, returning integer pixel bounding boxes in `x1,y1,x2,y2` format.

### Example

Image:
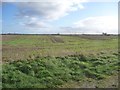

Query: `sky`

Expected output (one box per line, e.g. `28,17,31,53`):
1,0,119,34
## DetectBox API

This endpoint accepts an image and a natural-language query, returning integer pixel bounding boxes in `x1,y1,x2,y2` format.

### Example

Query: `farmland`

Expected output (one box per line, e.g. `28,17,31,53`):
2,35,119,88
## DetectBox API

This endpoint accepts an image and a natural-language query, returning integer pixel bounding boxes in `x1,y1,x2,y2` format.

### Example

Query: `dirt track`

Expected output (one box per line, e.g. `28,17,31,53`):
50,36,64,43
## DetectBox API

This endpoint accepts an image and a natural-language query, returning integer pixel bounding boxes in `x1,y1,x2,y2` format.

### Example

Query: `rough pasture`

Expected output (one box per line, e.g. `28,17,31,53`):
2,34,119,88
2,35,118,62
77,35,117,40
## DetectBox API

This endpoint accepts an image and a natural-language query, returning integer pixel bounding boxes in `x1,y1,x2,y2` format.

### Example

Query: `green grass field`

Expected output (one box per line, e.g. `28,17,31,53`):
2,35,119,88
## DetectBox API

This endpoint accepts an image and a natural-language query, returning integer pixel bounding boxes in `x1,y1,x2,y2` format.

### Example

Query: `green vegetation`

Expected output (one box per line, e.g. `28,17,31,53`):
2,53,119,88
2,35,119,88
2,35,118,61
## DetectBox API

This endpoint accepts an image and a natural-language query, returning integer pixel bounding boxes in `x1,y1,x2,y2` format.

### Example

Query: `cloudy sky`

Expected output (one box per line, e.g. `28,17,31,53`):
1,0,119,34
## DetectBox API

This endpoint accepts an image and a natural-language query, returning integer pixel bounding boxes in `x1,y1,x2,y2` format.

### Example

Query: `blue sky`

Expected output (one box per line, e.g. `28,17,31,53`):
1,0,118,34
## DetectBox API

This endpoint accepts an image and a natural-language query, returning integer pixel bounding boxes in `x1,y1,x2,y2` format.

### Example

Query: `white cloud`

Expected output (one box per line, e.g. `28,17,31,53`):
2,0,87,2
73,16,118,34
16,0,86,21
20,17,49,28
88,0,119,2
2,0,118,34
23,21,47,28
1,0,16,2
1,0,119,2
13,0,87,28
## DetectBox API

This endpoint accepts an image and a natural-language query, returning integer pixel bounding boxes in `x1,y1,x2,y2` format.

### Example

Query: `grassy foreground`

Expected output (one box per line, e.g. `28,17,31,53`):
2,53,119,88
2,35,119,88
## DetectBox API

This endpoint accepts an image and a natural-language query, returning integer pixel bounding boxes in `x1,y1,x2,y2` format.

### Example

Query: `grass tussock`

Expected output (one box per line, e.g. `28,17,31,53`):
2,53,119,88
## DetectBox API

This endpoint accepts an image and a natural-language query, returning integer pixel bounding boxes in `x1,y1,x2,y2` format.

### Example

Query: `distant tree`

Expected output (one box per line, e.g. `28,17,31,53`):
57,33,60,35
102,32,107,36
